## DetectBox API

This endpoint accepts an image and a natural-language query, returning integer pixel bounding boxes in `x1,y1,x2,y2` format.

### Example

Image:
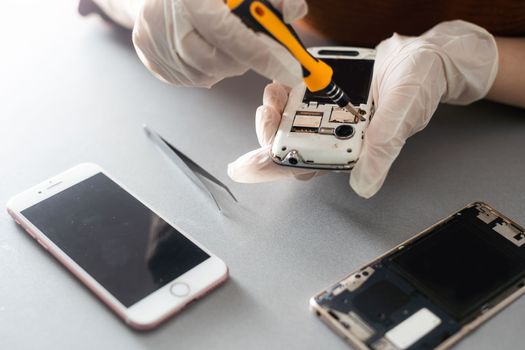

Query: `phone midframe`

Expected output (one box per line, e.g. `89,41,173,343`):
6,163,228,330
271,47,375,171
310,202,525,350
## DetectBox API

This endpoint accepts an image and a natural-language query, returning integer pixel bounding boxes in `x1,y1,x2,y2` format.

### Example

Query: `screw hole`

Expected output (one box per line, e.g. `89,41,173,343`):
282,146,287,151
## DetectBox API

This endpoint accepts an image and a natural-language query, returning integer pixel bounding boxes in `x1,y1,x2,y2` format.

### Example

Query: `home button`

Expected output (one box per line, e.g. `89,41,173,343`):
170,282,190,297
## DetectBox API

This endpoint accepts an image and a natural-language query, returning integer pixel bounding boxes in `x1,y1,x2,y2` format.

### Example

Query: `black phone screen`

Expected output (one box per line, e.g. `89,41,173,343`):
21,173,210,307
303,58,374,105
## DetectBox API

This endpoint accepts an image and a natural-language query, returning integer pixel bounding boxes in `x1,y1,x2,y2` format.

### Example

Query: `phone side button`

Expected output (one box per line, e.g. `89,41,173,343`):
23,228,37,239
36,239,48,250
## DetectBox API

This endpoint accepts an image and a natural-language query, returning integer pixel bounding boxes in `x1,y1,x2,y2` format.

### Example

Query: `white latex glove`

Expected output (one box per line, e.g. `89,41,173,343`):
228,20,499,198
132,0,306,88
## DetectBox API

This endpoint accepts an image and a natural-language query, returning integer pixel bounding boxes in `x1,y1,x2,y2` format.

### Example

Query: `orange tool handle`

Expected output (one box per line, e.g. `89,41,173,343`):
227,0,333,93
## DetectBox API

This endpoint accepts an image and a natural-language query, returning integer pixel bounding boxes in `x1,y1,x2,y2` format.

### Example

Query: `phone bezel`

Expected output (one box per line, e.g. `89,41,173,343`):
6,163,228,330
309,202,525,349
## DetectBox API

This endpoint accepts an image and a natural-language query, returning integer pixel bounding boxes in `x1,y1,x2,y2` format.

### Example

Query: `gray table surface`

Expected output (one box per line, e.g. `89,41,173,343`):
2,2,525,349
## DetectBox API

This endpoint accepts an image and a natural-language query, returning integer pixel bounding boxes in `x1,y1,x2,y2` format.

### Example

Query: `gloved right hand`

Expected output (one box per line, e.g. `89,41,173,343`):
132,0,307,88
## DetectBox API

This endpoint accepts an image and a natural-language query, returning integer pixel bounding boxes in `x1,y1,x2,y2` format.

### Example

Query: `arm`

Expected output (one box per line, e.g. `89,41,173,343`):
487,37,525,108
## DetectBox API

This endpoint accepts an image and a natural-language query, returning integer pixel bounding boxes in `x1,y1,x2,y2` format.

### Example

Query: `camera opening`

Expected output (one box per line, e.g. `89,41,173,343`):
335,125,354,139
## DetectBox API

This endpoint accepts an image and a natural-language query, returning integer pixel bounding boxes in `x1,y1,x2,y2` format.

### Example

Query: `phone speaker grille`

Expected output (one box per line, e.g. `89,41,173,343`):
46,181,63,190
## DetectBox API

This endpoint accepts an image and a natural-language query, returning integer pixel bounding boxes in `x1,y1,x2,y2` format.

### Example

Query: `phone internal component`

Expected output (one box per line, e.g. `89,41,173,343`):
493,222,525,247
353,281,410,323
335,125,354,139
291,111,323,133
319,127,335,135
330,107,360,124
383,308,441,349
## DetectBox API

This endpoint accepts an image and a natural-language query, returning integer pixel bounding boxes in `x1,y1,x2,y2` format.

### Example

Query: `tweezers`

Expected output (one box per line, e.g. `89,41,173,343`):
144,125,238,212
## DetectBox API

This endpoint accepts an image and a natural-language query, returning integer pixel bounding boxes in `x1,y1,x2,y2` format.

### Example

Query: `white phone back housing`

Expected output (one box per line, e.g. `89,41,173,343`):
271,47,375,170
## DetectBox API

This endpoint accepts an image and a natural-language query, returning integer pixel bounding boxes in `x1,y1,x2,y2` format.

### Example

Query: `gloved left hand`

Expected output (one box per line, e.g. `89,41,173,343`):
228,21,499,198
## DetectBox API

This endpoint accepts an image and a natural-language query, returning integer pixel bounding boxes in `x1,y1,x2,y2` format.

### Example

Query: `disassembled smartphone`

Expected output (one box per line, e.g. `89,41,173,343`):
6,163,228,330
271,46,375,170
310,202,525,349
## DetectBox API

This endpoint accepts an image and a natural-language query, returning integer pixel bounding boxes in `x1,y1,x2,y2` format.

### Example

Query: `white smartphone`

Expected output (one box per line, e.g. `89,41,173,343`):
6,163,228,330
310,202,525,350
271,46,375,170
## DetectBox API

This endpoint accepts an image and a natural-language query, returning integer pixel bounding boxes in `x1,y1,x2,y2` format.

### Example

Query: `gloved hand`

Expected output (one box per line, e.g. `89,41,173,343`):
228,20,499,198
132,0,307,88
